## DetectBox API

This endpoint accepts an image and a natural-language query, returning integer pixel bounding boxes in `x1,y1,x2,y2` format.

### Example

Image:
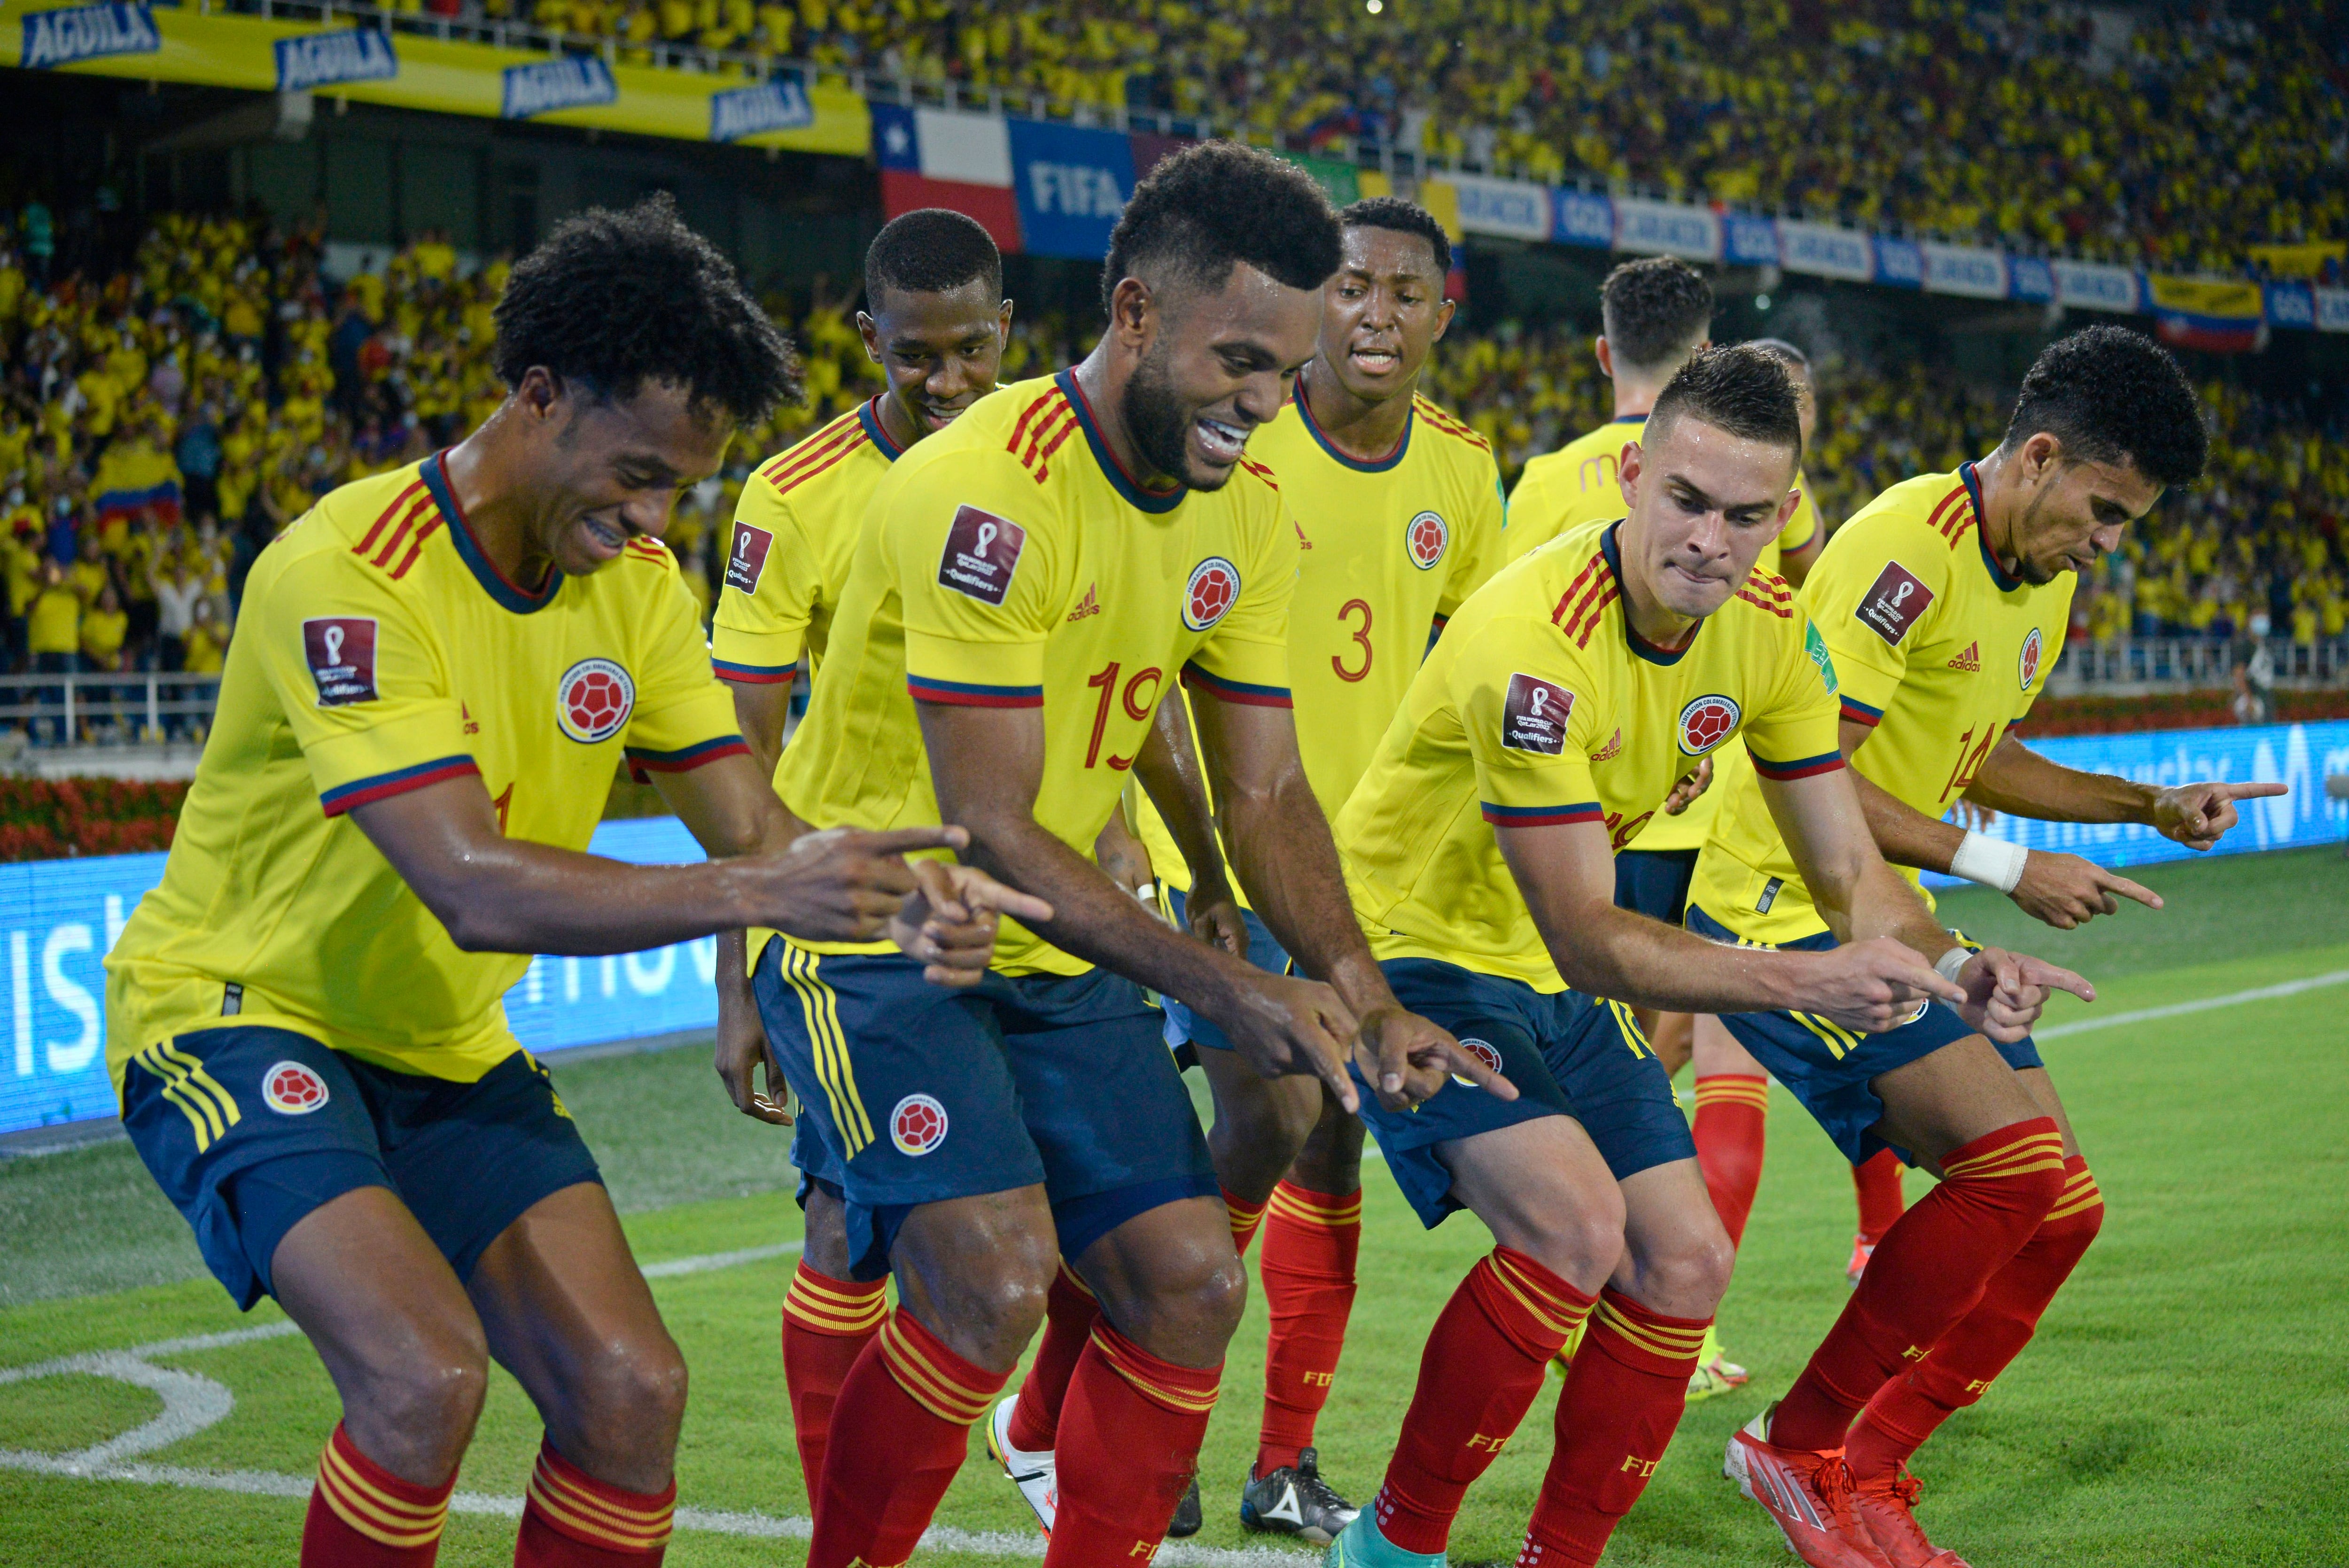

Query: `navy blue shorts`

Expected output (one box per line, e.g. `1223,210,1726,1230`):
1354,958,1696,1229
754,940,1219,1281
1686,905,2045,1166
1160,885,1294,1053
119,1026,600,1311
1615,847,1700,925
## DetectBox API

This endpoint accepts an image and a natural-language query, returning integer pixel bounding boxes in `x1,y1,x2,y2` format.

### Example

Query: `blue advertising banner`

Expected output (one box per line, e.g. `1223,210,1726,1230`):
0,816,721,1138
1005,116,1134,260
7,722,2343,1136
1551,188,1614,250
1721,213,1780,267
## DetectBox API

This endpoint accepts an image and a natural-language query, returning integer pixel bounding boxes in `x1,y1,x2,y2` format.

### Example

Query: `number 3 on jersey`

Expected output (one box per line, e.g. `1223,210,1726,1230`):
1085,660,1164,770
1333,598,1374,683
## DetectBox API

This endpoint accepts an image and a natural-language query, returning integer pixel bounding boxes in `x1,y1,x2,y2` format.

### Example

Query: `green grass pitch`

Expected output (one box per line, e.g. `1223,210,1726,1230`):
4,846,2346,1565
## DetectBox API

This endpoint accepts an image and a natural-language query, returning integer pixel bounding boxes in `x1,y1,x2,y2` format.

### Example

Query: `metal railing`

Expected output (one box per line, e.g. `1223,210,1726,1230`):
0,672,226,745
2047,637,2349,693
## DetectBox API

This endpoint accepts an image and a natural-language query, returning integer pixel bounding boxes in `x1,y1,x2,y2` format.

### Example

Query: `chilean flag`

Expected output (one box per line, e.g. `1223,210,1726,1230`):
871,103,1023,255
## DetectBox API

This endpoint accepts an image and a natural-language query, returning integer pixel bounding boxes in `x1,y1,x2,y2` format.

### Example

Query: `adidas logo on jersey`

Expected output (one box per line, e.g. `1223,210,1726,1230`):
1293,520,1314,551
1947,640,1981,672
1067,583,1101,621
1589,727,1623,762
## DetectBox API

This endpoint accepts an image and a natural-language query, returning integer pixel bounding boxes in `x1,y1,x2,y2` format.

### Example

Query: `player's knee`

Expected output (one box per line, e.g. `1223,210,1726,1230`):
355,1327,490,1461
1512,1200,1626,1292
1646,1228,1737,1312
571,1333,689,1456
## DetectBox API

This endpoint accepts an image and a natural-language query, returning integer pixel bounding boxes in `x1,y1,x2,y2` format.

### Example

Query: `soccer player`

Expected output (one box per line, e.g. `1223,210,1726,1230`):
750,144,1495,1568
1698,326,2280,1568
1318,344,2085,1568
101,197,1043,1568
704,207,1018,1493
989,196,1503,1545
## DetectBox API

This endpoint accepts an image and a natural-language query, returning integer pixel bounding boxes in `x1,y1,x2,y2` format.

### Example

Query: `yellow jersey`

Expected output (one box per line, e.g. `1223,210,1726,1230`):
710,397,904,687
105,455,745,1090
1134,383,1504,892
775,371,1298,976
1336,517,1843,991
1692,463,2072,943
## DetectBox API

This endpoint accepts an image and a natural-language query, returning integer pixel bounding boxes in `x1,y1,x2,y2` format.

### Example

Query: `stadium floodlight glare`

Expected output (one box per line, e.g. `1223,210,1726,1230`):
1756,293,1772,310
1366,0,1383,13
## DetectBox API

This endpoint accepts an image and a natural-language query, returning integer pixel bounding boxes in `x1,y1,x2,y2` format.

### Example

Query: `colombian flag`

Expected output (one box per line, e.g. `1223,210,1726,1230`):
2147,276,2267,355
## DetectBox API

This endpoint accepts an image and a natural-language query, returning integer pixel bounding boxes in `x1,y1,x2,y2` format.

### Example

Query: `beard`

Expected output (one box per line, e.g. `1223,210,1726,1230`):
1120,340,1201,488
2013,485,2062,585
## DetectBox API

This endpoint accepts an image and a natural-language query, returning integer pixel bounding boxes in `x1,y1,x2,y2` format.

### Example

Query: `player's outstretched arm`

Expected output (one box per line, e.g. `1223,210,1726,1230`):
1839,720,2164,930
1761,763,2089,1040
916,697,1368,1112
1129,694,1248,958
1496,813,1957,1033
1190,691,1512,1109
348,763,1042,961
1963,733,2286,852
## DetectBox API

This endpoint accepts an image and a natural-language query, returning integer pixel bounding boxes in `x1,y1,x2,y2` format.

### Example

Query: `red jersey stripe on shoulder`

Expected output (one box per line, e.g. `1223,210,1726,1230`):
1735,587,1795,619
773,434,870,498
368,495,431,572
1925,481,1971,539
1549,552,1608,626
1570,584,1621,648
1561,578,1614,644
1743,567,1792,598
1414,399,1492,450
386,515,443,580
1238,457,1279,490
1007,388,1069,457
353,478,428,559
762,417,863,490
1025,404,1080,481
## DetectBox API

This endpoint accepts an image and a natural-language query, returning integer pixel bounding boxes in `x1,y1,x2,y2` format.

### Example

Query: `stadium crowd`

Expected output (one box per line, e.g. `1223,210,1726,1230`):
279,0,2348,277
0,200,2341,741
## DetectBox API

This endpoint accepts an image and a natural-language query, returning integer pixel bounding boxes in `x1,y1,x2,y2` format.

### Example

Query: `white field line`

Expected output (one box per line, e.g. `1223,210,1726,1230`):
2034,967,2349,1040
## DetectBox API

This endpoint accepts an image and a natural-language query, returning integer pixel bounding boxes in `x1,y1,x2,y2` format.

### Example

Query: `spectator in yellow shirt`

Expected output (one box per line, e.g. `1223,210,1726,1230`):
180,597,226,675
81,584,129,673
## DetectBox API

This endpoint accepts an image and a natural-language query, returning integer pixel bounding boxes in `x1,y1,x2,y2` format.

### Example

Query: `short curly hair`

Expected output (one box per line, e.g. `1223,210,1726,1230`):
2002,325,2207,488
1648,343,1802,458
1601,256,1715,374
1100,141,1341,318
864,208,1002,304
492,193,800,426
1339,196,1452,279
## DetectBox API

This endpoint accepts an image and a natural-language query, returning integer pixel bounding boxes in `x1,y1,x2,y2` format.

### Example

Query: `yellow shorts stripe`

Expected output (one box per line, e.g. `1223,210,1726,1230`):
135,1043,227,1151
1790,1011,1861,1061
157,1041,242,1133
784,943,874,1156
1606,999,1652,1058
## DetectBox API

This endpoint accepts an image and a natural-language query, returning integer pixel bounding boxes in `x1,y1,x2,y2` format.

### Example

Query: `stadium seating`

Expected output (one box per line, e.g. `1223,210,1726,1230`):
1,205,2343,717
213,0,2349,278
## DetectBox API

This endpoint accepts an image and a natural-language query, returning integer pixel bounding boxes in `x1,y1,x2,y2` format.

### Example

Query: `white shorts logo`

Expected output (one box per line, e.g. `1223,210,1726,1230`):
1450,1036,1505,1088
262,1060,330,1115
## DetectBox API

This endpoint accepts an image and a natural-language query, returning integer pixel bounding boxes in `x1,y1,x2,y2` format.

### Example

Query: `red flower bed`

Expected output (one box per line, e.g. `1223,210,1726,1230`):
0,778,187,862
2020,690,2349,737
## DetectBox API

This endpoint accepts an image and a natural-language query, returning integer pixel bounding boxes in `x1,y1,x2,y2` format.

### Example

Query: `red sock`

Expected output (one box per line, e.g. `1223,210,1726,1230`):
515,1439,676,1566
1771,1117,2066,1452
1852,1148,1907,1244
1255,1179,1363,1475
1691,1074,1770,1248
1847,1157,2104,1481
1005,1260,1098,1452
808,1309,1006,1568
1224,1184,1269,1256
1042,1324,1222,1563
1520,1291,1711,1568
302,1422,452,1567
1374,1248,1596,1554
780,1261,887,1492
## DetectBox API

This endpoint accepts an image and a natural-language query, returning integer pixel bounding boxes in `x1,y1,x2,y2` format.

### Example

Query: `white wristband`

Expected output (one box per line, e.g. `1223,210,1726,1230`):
1935,947,1972,985
1948,830,2028,893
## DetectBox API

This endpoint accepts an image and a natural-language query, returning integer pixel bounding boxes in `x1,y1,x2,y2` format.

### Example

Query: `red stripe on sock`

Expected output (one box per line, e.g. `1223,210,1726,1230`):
1222,1184,1269,1256
1846,1155,2104,1480
1522,1291,1710,1566
1006,1261,1099,1453
808,1311,1007,1568
1771,1118,2066,1452
1851,1148,1907,1242
515,1440,675,1566
1042,1326,1221,1566
1256,1178,1362,1475
1692,1075,1769,1249
781,1263,887,1494
302,1422,452,1567
1374,1249,1596,1554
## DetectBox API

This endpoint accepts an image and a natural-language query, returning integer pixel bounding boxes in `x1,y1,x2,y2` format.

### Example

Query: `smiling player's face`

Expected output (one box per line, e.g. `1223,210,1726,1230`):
1121,261,1321,489
859,278,1011,436
1618,411,1800,621
532,374,732,577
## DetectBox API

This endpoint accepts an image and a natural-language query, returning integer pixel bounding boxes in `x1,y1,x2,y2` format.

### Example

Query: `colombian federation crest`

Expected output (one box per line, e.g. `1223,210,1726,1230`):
263,1060,330,1116
1405,511,1449,570
1183,558,1241,631
890,1094,949,1156
555,658,635,744
1678,694,1741,756
2018,626,2044,691
1450,1036,1505,1088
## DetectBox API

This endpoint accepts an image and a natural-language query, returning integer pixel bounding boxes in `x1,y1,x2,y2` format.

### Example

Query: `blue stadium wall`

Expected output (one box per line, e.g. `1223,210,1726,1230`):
5,719,2347,1138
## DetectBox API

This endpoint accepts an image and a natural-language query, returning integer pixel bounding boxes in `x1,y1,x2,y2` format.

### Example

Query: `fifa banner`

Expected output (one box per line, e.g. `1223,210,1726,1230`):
2,1,867,155
8,721,2349,1138
0,816,724,1139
